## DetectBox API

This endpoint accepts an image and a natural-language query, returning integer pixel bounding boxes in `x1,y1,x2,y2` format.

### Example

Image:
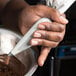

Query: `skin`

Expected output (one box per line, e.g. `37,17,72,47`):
0,0,68,66
18,5,68,66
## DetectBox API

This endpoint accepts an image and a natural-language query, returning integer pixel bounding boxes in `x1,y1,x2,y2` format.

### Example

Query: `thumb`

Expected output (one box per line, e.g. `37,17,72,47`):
36,5,68,24
48,8,68,24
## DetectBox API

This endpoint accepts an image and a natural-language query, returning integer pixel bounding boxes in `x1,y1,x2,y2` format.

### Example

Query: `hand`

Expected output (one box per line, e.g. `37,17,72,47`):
18,5,68,66
32,20,66,66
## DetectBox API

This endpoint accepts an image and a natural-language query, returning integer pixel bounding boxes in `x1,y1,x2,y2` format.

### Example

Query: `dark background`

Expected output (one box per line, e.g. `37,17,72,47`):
63,2,76,45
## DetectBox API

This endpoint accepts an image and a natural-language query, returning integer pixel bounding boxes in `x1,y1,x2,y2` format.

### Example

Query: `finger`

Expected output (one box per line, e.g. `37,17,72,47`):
30,38,59,47
33,30,65,42
38,46,51,66
38,22,65,32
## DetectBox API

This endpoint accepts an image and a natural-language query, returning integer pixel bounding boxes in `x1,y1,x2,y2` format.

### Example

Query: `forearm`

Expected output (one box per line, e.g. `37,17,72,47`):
4,0,29,11
0,0,10,12
0,0,29,12
0,0,29,30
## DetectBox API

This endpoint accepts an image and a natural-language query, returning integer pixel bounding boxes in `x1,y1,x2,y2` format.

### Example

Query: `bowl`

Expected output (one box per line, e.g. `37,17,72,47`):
0,28,38,76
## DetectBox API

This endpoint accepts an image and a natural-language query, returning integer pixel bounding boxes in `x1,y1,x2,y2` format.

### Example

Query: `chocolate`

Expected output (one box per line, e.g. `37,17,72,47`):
0,47,38,76
0,54,26,76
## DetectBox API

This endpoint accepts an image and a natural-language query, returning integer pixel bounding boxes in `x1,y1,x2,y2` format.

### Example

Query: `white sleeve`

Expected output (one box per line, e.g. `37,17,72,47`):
46,0,76,13
0,34,16,54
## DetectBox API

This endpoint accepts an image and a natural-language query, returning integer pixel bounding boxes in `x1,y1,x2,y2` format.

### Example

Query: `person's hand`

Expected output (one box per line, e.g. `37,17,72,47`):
32,20,66,66
18,5,68,66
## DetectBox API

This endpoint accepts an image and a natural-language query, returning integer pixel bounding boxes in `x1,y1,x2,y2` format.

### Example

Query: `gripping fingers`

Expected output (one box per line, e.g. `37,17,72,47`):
30,38,59,47
33,30,64,42
38,22,65,32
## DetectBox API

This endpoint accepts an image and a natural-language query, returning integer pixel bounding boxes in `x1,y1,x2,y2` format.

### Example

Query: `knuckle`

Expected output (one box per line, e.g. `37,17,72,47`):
59,25,65,31
45,32,49,39
44,31,46,36
52,43,58,47
46,23,52,30
57,34,63,41
42,31,49,39
52,8,58,14
40,39,45,46
53,22,65,32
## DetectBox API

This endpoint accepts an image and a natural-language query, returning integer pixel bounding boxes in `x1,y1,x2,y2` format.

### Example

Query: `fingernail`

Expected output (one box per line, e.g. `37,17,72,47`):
41,60,44,66
38,24,45,29
34,32,41,37
31,40,38,45
60,16,68,23
39,60,44,66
